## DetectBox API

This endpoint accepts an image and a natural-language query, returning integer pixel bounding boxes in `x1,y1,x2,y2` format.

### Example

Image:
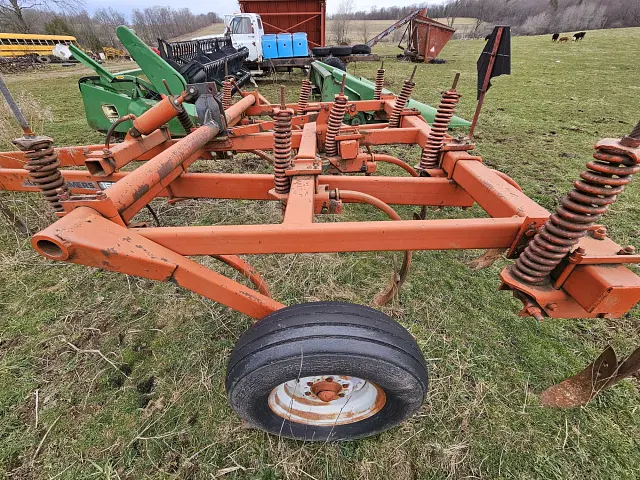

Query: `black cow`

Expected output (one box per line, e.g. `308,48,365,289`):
552,33,560,42
573,31,586,41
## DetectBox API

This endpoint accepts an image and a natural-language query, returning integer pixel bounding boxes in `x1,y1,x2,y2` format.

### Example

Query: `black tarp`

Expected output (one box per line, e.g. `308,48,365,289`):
477,26,511,99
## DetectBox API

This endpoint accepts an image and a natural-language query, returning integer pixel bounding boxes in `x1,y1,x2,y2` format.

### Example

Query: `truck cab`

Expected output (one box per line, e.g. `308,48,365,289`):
223,13,264,62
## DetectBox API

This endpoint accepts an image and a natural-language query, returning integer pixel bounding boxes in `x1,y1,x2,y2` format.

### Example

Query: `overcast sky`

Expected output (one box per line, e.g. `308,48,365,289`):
83,0,444,18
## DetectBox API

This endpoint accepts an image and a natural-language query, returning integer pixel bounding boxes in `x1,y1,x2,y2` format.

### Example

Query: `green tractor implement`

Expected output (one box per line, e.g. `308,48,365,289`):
72,26,249,138
310,61,470,128
73,27,469,138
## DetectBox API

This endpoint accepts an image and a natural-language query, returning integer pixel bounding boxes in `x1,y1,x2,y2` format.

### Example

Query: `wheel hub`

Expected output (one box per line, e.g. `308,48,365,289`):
310,378,342,402
268,375,386,426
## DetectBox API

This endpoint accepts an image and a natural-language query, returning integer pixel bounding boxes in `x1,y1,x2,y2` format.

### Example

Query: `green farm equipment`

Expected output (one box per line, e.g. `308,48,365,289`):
72,26,249,137
310,61,470,128
73,27,469,138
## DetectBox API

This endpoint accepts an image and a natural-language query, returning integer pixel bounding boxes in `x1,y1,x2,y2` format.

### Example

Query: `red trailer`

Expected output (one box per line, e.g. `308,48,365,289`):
239,0,326,47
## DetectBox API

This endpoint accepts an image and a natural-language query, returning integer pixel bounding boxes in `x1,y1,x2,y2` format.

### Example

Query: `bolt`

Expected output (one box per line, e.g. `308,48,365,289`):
618,245,636,255
568,246,586,263
408,65,418,82
592,226,607,240
451,72,460,90
546,302,558,312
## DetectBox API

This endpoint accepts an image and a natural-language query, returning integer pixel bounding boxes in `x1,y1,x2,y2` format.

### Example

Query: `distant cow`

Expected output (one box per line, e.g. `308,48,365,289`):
552,33,560,42
573,31,586,41
559,37,569,43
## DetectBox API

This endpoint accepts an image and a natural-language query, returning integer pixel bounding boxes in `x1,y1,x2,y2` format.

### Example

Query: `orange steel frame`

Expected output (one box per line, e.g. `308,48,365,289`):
1,88,639,322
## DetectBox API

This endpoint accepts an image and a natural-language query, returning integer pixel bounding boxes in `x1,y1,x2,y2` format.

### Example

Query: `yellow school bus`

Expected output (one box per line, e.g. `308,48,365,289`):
0,33,78,57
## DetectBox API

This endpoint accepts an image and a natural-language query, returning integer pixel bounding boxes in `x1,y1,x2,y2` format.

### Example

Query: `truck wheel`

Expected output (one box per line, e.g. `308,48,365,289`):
352,44,372,54
311,47,331,57
330,45,353,56
322,56,346,72
226,302,428,441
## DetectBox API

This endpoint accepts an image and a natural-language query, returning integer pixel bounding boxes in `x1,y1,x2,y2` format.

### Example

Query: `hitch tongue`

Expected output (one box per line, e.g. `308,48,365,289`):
540,345,640,408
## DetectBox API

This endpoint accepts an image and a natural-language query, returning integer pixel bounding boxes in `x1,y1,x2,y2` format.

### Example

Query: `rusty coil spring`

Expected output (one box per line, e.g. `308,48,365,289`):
373,68,385,100
388,79,415,128
176,106,194,133
222,77,233,110
419,89,461,170
22,138,68,212
297,79,312,114
273,108,293,194
325,94,348,156
513,147,640,284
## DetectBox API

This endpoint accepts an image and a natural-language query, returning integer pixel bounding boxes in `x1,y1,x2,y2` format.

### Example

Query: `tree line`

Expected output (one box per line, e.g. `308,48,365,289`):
332,0,639,37
0,1,222,51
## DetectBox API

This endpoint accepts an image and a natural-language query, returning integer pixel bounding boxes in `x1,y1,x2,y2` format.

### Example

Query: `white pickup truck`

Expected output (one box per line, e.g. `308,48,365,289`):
194,13,265,63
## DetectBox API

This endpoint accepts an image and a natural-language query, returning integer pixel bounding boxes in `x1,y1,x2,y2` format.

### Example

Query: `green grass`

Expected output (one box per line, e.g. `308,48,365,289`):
1,28,639,479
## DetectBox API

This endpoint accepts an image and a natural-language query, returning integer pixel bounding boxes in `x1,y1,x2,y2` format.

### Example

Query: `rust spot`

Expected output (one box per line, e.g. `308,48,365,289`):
132,183,150,202
101,247,117,258
158,156,178,179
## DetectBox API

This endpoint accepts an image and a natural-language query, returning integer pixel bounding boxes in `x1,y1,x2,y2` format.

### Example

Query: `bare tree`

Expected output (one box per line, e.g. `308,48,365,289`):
331,0,354,45
446,0,461,28
361,20,369,44
0,0,83,33
93,7,126,47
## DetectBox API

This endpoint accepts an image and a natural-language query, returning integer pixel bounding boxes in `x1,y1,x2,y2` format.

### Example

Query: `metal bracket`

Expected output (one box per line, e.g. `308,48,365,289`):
189,82,227,133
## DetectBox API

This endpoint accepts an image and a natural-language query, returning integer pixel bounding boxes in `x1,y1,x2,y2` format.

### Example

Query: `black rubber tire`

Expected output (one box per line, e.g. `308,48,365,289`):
330,45,353,56
351,44,372,54
321,55,346,72
311,46,331,57
36,55,51,64
226,301,428,441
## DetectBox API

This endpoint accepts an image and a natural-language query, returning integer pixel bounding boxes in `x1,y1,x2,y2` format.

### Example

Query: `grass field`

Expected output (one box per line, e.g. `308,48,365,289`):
1,27,639,479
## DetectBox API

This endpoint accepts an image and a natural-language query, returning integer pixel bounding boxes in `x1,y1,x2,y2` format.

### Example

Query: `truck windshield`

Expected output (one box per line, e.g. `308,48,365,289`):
231,17,252,35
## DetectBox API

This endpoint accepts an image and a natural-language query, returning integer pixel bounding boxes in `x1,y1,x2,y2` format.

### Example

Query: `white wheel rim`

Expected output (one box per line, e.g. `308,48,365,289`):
268,375,386,426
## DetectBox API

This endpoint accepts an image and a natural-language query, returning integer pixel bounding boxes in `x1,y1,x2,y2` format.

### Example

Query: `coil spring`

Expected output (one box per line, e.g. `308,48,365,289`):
419,88,461,170
373,68,385,101
297,79,312,114
325,94,348,156
513,147,640,284
273,108,293,194
222,77,233,110
388,79,415,128
22,137,68,212
176,106,194,134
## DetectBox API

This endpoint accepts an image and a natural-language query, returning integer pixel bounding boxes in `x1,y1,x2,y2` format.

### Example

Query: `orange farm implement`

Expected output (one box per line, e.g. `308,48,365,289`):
0,67,639,440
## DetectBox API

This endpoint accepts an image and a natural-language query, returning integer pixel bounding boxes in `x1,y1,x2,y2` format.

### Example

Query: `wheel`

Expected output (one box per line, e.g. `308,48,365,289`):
321,56,346,72
311,46,331,57
330,45,352,56
226,302,428,441
36,55,51,64
351,44,371,54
